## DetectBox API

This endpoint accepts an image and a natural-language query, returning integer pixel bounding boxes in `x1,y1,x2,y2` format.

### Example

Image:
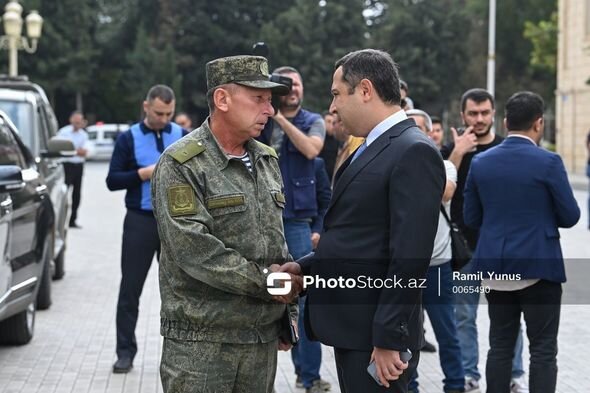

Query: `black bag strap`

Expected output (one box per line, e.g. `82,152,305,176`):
440,204,451,224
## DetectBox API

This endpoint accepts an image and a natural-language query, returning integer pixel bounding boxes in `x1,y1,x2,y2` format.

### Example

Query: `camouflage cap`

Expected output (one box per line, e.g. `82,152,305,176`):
206,55,289,95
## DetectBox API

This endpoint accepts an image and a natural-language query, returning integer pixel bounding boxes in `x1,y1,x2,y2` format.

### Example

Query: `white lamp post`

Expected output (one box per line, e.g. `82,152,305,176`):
0,0,43,77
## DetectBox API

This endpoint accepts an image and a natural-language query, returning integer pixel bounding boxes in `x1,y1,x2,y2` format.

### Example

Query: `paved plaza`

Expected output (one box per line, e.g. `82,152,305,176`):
1,161,590,393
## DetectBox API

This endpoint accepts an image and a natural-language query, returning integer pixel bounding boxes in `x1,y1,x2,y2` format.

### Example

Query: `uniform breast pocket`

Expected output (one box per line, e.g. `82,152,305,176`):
271,191,286,209
206,193,247,217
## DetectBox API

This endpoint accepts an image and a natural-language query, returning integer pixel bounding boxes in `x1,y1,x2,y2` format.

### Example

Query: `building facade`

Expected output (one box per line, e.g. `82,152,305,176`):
557,0,590,173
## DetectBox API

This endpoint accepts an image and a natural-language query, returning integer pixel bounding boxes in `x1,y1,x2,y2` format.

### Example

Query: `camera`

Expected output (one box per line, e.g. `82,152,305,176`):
269,73,292,112
252,42,292,112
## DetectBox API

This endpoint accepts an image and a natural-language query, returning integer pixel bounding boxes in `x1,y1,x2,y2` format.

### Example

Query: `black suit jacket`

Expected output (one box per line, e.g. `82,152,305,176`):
300,118,445,352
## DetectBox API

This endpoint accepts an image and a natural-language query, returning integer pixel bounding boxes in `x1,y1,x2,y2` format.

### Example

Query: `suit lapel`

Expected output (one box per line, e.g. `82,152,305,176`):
327,119,415,216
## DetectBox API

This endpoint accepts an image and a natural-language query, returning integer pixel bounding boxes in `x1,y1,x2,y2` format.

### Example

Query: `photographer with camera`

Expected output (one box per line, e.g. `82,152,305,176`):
258,66,329,393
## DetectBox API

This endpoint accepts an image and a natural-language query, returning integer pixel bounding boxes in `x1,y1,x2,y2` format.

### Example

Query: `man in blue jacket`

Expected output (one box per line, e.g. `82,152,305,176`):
106,84,186,373
464,91,580,393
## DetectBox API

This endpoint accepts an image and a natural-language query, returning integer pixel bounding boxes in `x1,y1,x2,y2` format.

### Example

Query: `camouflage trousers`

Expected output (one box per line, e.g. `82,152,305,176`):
160,338,278,393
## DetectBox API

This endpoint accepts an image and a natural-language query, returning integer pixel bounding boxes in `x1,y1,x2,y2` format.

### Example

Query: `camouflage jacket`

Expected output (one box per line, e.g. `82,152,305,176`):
152,119,291,344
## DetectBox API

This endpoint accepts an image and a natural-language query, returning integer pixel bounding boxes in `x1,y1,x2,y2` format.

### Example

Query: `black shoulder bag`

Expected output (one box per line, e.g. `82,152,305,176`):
440,206,472,272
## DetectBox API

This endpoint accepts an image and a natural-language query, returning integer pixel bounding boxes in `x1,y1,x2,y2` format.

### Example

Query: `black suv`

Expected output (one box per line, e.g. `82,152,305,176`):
0,110,74,345
0,77,70,281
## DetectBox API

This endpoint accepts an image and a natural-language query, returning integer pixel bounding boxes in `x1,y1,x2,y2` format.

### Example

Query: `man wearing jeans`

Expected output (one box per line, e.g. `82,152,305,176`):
407,109,464,393
464,91,579,393
257,66,329,393
441,88,527,392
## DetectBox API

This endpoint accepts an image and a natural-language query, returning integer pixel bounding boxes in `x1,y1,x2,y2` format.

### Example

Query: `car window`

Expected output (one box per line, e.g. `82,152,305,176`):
0,122,26,167
36,105,50,149
104,131,118,141
0,100,35,152
39,103,57,139
88,131,97,140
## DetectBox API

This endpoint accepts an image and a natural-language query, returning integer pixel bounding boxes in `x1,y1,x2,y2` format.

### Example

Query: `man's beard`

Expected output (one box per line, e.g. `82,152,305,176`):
280,96,301,110
474,122,493,139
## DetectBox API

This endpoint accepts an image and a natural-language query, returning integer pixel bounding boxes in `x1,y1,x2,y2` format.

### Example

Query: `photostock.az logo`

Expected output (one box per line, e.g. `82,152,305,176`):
264,269,291,295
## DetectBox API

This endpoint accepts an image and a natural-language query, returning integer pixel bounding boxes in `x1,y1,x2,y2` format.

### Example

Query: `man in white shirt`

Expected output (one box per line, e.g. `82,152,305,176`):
58,111,89,228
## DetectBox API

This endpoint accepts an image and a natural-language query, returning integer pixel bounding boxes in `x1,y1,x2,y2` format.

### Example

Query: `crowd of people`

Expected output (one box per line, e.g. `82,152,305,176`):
55,48,578,393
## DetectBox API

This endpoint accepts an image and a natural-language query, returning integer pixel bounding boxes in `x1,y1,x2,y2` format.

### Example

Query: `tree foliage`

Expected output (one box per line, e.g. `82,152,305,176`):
369,0,471,114
524,11,558,74
5,0,557,127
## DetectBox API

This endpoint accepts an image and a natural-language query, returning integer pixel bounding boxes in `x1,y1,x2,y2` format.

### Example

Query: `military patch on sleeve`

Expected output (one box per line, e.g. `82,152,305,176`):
167,185,198,216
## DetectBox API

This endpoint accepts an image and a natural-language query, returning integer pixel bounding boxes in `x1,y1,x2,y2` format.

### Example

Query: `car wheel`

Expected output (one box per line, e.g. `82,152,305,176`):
36,235,52,310
53,246,65,280
0,301,35,345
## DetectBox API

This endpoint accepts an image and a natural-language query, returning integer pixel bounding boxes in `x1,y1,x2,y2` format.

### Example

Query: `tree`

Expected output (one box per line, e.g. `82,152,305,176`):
18,0,101,118
260,0,368,112
524,11,558,74
368,0,471,117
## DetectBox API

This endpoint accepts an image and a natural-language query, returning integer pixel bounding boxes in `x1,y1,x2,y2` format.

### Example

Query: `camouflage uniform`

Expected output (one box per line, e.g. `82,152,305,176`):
151,55,293,393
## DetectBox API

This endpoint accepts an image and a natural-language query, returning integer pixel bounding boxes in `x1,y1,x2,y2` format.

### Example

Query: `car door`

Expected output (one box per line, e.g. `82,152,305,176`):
0,120,43,284
0,191,12,304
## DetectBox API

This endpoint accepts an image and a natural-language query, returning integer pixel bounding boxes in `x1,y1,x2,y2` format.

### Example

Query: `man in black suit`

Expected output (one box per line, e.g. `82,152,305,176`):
279,49,445,392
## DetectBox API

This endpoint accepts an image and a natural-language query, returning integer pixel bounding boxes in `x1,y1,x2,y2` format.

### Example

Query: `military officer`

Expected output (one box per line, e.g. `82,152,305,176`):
151,55,301,393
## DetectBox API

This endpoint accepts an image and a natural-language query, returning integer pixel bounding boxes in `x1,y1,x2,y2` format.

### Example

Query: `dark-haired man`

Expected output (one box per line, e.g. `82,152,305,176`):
441,88,528,392
281,49,445,392
174,112,193,131
319,110,341,179
441,88,502,391
430,116,444,148
106,84,186,373
464,91,579,393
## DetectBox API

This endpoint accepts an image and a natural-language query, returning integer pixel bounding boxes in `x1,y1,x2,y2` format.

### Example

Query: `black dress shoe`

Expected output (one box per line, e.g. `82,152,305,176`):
113,357,133,373
69,222,82,229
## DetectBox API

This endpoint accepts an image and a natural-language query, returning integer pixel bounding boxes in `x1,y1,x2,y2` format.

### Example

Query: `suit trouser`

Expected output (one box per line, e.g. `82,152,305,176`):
334,347,419,393
116,209,160,360
485,280,561,393
284,219,322,388
63,162,83,225
455,260,525,380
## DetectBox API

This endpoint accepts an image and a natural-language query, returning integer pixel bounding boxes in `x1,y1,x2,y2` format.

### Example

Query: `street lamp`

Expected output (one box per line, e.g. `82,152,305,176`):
0,1,43,77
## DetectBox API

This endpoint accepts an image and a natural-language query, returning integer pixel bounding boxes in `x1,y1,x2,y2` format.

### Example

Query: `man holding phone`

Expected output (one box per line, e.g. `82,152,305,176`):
280,49,445,393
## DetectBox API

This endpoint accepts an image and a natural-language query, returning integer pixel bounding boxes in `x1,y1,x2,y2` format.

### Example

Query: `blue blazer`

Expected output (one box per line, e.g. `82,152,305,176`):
463,136,580,283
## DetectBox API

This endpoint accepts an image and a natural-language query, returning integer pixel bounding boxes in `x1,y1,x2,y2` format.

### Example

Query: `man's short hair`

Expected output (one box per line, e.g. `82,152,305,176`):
460,88,494,113
335,49,401,105
406,109,433,132
206,83,238,113
400,80,409,93
431,115,442,125
505,91,544,132
273,66,302,80
146,84,175,104
70,110,83,118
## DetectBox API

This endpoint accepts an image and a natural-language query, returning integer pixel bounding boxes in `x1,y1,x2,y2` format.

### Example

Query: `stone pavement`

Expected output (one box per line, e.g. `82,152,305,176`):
0,161,589,393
